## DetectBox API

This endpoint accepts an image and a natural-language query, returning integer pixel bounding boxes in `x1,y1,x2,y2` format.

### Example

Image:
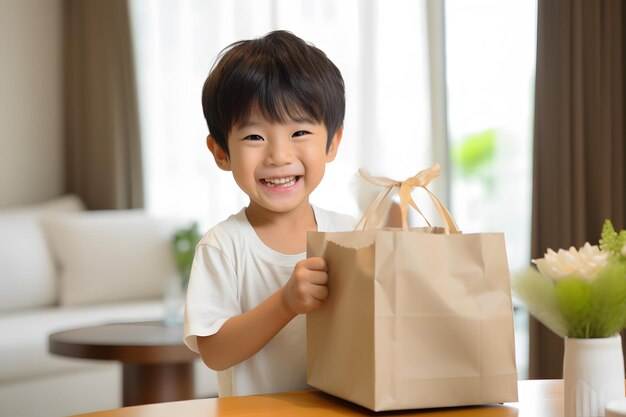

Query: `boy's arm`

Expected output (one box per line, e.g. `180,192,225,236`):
197,257,328,371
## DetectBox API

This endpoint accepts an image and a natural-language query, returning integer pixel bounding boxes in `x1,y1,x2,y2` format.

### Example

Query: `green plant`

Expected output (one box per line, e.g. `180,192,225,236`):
452,129,497,177
600,219,626,263
172,222,202,289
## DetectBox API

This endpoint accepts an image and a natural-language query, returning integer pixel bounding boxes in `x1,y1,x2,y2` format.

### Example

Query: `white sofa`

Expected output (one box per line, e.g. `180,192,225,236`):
0,196,217,417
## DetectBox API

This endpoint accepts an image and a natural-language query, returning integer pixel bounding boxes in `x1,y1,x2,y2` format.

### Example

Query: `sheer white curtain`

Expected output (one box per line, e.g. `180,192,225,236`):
130,0,437,229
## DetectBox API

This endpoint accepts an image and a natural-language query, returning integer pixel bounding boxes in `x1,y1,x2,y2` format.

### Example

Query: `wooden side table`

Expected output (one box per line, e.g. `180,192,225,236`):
49,321,199,406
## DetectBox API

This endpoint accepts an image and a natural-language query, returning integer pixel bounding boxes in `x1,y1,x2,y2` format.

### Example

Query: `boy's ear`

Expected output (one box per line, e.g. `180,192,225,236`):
207,134,231,171
325,126,343,162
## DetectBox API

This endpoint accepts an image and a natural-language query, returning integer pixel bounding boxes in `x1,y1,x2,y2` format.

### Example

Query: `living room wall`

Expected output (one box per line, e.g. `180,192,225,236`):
0,0,64,208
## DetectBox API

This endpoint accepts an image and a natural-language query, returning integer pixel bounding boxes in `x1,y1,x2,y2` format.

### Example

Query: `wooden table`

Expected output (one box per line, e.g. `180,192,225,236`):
71,379,567,417
48,321,198,406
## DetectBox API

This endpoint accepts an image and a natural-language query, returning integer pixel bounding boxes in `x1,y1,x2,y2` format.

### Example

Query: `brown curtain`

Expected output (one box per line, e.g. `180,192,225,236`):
64,0,143,210
530,0,626,379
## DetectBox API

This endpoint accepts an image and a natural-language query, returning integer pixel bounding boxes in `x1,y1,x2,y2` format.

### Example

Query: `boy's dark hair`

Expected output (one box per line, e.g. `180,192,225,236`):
202,30,345,156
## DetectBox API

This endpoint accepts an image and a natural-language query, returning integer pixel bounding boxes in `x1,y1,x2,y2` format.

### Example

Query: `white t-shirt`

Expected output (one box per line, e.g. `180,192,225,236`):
184,205,356,397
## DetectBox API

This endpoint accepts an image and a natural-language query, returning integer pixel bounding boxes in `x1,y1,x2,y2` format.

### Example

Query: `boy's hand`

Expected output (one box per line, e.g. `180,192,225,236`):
282,257,329,315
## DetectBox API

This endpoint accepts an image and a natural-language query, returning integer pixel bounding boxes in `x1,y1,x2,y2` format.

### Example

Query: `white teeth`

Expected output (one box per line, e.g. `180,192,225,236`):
264,176,297,187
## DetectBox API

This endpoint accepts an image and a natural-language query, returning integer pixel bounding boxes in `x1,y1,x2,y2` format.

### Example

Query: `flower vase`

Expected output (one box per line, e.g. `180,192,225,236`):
563,335,625,417
163,274,186,327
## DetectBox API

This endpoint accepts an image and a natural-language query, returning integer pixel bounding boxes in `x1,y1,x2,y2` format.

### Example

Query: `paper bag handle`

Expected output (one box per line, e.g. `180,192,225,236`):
355,164,460,233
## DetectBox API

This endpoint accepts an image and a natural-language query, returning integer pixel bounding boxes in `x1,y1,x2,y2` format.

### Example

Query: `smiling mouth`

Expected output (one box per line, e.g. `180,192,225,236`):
262,176,301,188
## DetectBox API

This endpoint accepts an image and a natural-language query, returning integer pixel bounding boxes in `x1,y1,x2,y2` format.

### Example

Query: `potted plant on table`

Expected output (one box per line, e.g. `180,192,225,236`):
172,222,202,291
513,220,626,417
164,222,202,326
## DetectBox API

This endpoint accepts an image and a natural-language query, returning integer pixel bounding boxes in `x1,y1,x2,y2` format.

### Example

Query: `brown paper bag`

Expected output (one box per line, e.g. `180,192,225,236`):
306,165,518,411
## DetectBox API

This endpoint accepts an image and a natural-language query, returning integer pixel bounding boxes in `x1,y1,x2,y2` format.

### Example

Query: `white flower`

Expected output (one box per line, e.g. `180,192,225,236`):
532,242,608,281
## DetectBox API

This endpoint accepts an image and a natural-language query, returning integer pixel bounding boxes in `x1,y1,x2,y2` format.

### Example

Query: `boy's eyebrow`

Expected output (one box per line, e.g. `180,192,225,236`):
291,116,316,124
235,116,316,129
235,120,262,129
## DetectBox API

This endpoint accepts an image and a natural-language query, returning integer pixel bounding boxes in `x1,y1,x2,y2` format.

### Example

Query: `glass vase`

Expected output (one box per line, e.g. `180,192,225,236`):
563,334,625,417
163,274,186,326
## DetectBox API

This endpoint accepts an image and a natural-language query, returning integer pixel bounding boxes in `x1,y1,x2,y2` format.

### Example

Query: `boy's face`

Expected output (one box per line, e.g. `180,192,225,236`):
208,107,342,216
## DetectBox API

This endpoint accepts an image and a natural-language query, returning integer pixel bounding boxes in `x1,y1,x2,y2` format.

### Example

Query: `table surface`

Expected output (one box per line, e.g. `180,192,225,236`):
73,379,566,417
48,321,198,363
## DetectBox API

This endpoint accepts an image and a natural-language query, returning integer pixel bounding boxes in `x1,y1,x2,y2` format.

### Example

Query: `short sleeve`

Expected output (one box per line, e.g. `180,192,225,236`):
183,243,241,353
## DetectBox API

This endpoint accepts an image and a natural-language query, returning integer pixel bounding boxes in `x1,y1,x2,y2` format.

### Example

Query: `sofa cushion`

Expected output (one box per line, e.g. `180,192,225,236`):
42,210,179,306
0,300,163,382
0,195,85,312
22,195,85,213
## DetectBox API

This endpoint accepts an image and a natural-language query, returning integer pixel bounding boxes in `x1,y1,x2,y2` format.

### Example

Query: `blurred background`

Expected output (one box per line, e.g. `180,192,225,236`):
1,0,536,375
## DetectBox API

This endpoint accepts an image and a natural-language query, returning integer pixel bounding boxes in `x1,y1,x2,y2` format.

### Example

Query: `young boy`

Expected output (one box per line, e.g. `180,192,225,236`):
183,30,356,397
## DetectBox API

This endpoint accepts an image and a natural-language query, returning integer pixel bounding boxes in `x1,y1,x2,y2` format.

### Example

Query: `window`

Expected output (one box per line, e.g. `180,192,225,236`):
445,0,538,378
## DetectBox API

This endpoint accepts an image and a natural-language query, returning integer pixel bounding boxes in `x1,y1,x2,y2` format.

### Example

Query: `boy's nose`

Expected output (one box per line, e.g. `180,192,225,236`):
265,140,295,165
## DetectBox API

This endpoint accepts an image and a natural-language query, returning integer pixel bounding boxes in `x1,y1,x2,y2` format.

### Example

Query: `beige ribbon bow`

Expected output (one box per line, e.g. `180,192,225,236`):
356,163,459,233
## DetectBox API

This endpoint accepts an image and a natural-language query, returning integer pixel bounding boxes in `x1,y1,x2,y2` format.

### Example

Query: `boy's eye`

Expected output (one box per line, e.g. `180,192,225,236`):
244,134,264,141
292,131,311,138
